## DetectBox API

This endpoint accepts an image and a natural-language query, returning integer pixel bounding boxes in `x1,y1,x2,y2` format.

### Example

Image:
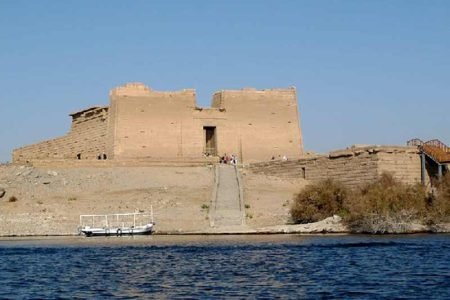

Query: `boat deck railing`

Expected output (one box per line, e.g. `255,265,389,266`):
80,207,154,229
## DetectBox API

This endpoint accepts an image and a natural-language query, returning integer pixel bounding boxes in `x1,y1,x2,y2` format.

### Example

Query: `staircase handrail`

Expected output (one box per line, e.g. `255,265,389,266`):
407,138,449,152
406,138,424,147
407,138,450,163
424,139,450,153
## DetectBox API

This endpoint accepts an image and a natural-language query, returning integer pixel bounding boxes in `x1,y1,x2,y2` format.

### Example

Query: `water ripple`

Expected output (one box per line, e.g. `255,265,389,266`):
0,234,449,299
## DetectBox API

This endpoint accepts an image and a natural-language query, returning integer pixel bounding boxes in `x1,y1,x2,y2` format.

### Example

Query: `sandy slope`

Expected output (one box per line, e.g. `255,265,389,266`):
242,170,307,227
0,165,215,235
2,164,447,236
0,164,310,236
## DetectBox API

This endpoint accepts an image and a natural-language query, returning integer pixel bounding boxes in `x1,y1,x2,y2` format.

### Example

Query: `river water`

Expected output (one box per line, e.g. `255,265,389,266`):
0,234,449,299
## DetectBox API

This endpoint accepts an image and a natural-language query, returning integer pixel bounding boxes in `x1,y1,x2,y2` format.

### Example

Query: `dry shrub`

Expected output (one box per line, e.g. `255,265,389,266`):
427,173,450,223
290,172,450,233
344,173,428,232
290,179,348,224
348,210,418,234
8,196,18,202
437,172,450,200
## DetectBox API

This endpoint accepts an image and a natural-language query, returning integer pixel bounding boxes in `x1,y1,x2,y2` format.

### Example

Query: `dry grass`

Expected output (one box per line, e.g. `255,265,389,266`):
290,172,450,233
426,173,450,223
348,211,418,234
344,173,428,232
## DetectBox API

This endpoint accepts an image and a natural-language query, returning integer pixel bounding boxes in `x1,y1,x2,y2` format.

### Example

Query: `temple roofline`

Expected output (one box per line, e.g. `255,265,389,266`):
69,106,109,117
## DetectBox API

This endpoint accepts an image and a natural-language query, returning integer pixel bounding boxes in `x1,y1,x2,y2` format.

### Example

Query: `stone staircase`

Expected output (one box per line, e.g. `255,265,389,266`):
211,164,245,228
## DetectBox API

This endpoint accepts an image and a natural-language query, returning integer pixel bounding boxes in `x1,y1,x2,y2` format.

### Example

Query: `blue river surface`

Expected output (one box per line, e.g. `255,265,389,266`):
0,234,449,299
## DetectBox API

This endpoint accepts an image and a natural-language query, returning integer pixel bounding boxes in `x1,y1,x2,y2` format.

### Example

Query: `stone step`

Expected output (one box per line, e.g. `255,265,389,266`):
212,165,244,228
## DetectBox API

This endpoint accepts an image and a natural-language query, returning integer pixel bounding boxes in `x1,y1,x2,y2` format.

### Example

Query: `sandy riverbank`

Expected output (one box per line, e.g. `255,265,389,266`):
0,164,311,236
1,164,448,237
0,165,214,235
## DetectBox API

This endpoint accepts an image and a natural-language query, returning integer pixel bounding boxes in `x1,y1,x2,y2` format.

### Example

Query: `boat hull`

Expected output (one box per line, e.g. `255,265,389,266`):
81,224,154,237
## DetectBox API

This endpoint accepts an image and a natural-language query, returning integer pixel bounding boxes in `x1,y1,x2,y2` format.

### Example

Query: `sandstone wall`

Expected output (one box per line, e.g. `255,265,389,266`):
109,83,202,159
13,82,304,163
249,146,423,188
108,83,303,162
13,107,109,162
214,88,303,162
377,150,422,184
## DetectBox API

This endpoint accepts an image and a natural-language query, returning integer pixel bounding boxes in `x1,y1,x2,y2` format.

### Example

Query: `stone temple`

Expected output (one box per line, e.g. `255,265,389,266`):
13,83,304,163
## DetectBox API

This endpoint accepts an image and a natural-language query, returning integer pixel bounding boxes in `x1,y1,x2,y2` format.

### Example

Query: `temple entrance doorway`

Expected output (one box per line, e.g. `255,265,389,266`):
204,126,217,156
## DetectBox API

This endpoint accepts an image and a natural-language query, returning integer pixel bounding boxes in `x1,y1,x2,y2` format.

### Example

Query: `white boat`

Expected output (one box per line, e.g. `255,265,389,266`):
79,208,155,237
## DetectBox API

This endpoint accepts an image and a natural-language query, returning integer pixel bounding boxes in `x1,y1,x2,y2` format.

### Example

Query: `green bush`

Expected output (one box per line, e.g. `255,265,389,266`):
290,178,348,224
290,173,450,233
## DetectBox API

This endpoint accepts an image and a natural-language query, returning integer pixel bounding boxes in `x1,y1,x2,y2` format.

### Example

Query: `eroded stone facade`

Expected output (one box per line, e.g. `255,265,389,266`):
13,106,109,162
249,146,425,187
13,83,304,163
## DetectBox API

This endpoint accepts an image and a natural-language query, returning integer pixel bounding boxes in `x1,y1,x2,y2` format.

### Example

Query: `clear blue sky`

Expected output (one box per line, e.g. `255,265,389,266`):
1,0,449,162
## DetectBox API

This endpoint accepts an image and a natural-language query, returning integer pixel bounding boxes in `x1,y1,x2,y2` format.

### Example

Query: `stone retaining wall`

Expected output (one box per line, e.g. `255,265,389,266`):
248,146,423,188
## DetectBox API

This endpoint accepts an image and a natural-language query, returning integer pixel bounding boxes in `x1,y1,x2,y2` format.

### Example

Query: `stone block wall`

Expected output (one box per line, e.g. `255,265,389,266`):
248,146,423,188
377,150,422,184
107,83,303,162
13,107,109,162
12,82,304,163
214,88,303,162
108,84,199,159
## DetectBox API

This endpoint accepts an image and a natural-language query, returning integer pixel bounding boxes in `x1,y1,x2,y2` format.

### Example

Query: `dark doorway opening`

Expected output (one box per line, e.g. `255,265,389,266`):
204,126,217,156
